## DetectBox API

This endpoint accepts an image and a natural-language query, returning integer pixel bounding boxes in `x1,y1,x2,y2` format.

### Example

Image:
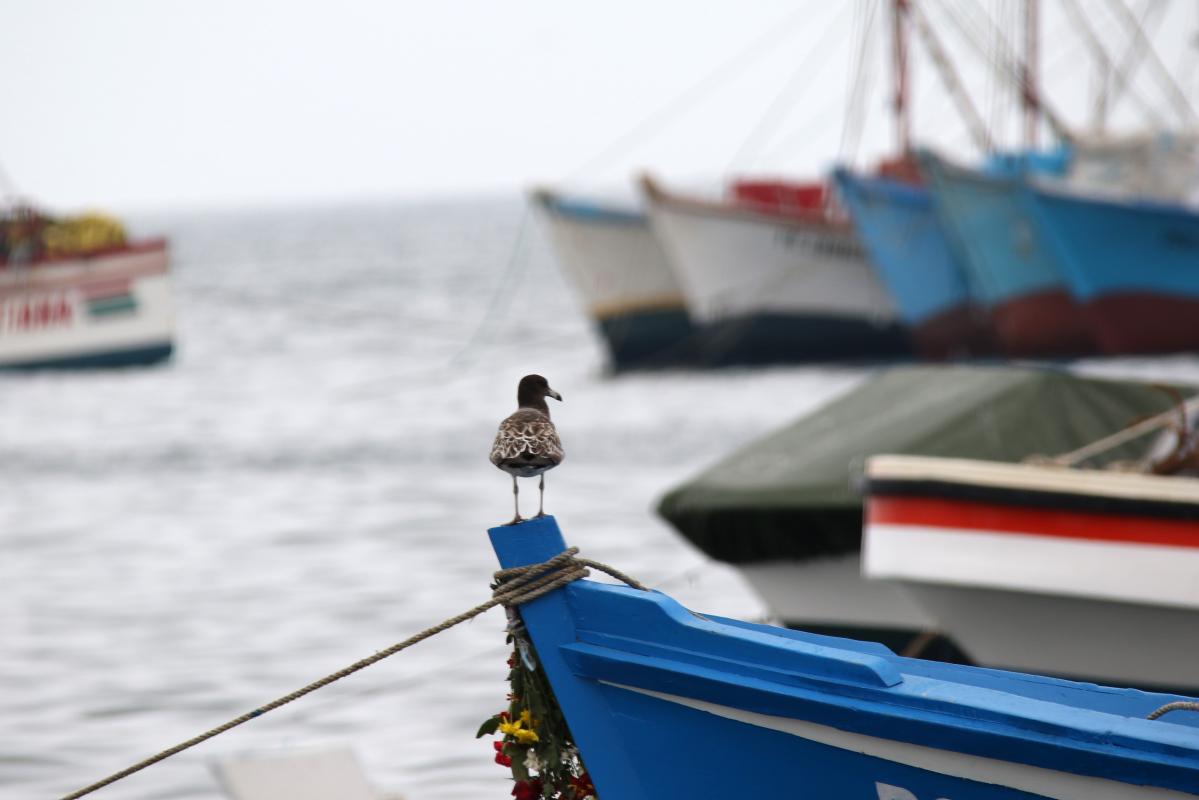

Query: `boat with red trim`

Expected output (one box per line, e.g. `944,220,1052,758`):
864,453,1199,693
0,206,174,369
641,174,910,365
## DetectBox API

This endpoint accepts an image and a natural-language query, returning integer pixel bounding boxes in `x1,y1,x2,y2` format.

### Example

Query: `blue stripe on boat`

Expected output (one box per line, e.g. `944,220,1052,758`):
0,341,173,370
532,191,647,225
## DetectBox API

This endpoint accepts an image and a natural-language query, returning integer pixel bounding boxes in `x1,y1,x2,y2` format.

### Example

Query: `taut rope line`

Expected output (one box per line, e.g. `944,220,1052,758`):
58,547,645,800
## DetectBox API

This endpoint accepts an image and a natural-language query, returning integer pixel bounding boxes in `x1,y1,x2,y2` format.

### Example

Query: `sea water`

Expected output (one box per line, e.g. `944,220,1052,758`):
1,196,1196,800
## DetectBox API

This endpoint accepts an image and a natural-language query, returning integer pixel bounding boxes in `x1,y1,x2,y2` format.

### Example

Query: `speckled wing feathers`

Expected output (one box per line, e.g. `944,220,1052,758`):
490,408,564,475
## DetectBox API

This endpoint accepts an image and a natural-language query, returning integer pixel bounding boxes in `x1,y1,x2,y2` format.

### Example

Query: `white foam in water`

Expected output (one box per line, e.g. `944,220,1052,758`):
1,197,1196,799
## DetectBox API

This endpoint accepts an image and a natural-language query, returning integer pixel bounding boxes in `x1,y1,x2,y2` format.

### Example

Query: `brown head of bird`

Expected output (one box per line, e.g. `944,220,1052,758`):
491,374,564,525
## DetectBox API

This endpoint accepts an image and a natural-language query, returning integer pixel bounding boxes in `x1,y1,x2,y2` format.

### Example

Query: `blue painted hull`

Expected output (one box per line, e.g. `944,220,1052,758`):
834,169,993,358
490,517,1199,799
918,152,1095,357
1028,186,1199,354
0,341,173,371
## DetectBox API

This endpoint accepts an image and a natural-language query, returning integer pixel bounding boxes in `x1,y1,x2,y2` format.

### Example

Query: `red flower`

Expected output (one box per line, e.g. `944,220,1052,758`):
571,772,596,796
511,779,542,800
493,741,512,767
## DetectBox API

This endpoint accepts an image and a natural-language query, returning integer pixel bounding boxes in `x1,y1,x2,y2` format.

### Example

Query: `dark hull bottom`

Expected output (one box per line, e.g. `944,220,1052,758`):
598,308,696,371
671,313,912,368
910,304,997,360
1086,292,1199,355
990,289,1095,358
0,341,174,371
784,621,973,666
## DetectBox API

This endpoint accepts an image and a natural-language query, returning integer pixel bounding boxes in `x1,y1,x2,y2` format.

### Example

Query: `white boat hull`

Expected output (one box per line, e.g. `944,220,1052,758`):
0,241,174,368
533,191,684,320
739,554,934,631
864,454,1199,690
643,185,896,325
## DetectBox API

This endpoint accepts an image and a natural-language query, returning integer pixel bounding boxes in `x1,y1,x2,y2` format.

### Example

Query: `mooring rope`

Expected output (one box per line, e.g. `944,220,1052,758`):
58,547,645,800
1147,701,1199,721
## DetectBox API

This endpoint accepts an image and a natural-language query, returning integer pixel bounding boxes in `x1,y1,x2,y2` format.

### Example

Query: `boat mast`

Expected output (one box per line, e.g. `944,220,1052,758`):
892,0,911,155
1023,0,1039,148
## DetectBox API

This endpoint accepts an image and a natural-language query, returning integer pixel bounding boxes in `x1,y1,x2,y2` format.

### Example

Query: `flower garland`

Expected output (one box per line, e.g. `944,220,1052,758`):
477,609,597,799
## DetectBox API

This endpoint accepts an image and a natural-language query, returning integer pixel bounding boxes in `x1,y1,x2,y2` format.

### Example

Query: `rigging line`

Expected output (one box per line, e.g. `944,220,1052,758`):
448,205,533,368
1105,0,1157,108
560,5,821,185
1057,0,1150,132
1104,0,1196,125
934,0,1071,141
837,0,868,160
839,0,881,166
726,6,850,175
0,158,20,203
909,1,992,152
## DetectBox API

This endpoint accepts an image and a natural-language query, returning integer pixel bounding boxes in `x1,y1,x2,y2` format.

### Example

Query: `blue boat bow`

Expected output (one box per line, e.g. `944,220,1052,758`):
490,516,1199,799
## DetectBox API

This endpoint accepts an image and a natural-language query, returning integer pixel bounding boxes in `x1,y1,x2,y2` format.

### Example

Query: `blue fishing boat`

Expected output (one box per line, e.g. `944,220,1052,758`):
490,515,1199,799
833,167,993,359
917,150,1095,358
1027,184,1199,355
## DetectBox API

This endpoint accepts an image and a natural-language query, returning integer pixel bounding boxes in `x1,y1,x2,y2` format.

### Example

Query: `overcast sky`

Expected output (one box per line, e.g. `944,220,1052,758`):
3,0,1197,211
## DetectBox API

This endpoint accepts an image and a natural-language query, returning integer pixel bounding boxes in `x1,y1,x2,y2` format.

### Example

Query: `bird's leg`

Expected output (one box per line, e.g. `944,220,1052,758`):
535,474,546,518
506,474,524,526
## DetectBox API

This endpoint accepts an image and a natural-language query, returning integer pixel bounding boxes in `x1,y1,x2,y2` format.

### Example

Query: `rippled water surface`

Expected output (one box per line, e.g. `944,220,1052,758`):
2,197,1197,800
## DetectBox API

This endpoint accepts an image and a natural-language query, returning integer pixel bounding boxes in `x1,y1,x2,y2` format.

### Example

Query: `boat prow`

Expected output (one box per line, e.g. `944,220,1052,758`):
490,515,1199,799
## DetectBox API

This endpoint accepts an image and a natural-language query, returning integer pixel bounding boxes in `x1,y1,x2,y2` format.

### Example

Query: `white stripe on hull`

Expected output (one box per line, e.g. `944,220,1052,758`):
864,523,1199,609
609,683,1196,799
881,579,1199,689
739,553,935,630
645,198,896,324
538,206,684,319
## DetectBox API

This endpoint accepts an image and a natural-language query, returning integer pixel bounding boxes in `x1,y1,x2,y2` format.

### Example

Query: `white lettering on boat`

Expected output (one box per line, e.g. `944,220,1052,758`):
876,782,952,800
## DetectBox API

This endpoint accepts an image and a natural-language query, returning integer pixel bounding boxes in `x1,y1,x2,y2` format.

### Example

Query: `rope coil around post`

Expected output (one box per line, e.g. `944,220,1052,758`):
58,547,645,800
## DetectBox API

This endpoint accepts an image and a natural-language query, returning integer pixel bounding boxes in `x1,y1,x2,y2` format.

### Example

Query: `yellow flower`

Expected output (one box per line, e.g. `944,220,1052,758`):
513,728,540,744
519,710,535,726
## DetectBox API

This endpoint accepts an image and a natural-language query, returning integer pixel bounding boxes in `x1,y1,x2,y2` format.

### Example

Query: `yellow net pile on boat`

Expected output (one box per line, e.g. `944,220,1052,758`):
2,208,129,264
40,213,127,257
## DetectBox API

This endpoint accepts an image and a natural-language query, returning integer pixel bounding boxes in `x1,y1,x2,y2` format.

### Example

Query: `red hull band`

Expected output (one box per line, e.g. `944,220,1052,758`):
910,303,997,360
989,289,1095,357
1085,292,1199,355
868,495,1199,549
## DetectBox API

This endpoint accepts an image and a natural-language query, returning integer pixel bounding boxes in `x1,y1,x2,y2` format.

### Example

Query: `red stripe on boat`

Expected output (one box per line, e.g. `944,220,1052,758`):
868,495,1199,549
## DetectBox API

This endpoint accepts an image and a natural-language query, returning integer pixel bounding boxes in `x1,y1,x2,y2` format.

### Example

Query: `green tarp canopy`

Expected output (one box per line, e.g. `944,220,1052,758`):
657,365,1190,565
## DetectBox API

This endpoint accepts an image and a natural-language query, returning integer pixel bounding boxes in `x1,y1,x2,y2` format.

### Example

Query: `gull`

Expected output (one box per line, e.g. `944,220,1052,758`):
490,374,564,525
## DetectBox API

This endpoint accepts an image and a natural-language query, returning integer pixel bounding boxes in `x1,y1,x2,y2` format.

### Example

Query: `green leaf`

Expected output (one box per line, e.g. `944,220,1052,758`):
475,715,501,738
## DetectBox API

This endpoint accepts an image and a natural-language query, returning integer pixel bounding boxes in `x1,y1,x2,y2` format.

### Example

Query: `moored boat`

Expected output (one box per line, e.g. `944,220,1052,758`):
864,453,1199,693
0,207,173,368
489,515,1199,799
1028,185,1199,355
531,189,694,370
641,174,910,365
656,365,1184,661
834,166,993,359
916,150,1093,359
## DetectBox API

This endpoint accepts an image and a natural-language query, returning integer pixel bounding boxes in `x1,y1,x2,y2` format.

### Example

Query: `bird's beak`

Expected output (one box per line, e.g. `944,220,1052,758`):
548,388,563,402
